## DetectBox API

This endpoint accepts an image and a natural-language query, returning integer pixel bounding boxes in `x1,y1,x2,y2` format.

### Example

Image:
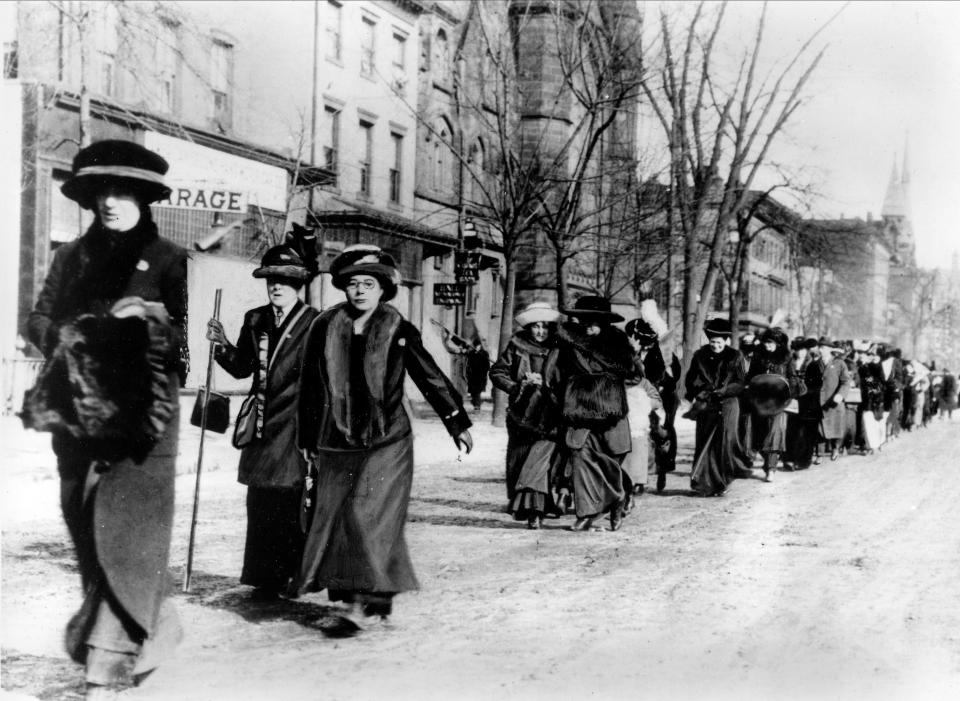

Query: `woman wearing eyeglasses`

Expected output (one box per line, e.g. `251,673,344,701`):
296,244,472,636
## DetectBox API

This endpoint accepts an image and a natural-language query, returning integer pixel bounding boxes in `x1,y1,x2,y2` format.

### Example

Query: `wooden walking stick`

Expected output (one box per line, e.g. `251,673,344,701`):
183,288,222,592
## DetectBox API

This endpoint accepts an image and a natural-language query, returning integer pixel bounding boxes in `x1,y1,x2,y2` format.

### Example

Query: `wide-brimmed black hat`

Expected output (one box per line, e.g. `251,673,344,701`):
747,374,792,417
252,245,311,281
61,139,172,210
330,244,401,301
803,337,820,349
625,318,657,345
790,336,806,351
562,296,624,323
703,318,731,338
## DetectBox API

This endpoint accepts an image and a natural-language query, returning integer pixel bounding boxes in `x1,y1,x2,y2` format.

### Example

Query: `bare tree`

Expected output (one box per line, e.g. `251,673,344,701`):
638,1,839,377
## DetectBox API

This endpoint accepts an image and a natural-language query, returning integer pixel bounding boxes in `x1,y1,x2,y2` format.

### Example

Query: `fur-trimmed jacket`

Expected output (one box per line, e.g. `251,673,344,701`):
555,322,636,453
297,302,471,452
685,345,746,403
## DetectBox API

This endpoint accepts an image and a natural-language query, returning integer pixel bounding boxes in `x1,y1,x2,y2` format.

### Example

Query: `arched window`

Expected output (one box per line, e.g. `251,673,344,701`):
434,29,450,83
431,117,453,192
466,138,485,204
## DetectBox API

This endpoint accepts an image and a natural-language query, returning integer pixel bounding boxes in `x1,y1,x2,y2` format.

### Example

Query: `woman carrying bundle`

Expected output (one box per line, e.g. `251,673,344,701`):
745,327,805,481
684,318,751,497
555,296,636,531
489,302,565,529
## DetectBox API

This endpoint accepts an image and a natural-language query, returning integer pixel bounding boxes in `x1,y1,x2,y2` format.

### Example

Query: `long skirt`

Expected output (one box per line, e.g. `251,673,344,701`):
57,400,181,686
298,437,419,598
510,439,564,519
911,390,925,428
691,398,750,496
752,410,787,454
862,410,887,450
241,487,305,591
565,429,625,518
842,404,861,450
504,425,537,502
887,398,902,437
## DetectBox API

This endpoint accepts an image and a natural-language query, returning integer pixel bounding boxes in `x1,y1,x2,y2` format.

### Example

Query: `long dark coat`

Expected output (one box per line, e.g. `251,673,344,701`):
747,343,804,454
215,300,319,590
216,300,319,488
641,344,681,473
685,344,750,496
26,220,186,664
819,355,851,440
555,323,635,518
489,330,562,501
296,302,471,596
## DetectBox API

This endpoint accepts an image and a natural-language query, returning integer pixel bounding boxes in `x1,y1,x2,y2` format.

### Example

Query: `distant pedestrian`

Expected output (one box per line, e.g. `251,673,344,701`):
205,245,319,601
555,296,636,531
817,337,851,461
940,369,958,419
859,346,888,453
296,244,472,636
489,302,565,528
745,327,804,481
684,318,752,497
24,140,186,699
441,329,489,410
624,300,678,493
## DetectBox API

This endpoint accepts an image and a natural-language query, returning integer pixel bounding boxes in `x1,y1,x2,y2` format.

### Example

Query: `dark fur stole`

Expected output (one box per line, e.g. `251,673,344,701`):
557,323,633,429
20,314,175,463
56,217,160,320
323,302,402,447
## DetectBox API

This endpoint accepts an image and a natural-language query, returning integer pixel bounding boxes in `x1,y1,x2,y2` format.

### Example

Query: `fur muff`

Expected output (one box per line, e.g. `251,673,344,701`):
21,314,175,463
557,323,634,430
562,371,628,429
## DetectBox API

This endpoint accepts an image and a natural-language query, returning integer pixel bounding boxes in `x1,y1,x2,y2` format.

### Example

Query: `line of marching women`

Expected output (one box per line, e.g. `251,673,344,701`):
491,297,678,532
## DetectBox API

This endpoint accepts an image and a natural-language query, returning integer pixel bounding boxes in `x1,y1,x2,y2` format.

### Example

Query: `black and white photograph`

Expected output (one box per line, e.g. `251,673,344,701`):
1,1,959,699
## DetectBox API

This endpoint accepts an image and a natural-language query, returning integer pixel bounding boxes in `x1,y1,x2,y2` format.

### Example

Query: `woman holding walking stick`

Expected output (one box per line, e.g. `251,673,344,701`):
205,245,319,601
25,140,186,699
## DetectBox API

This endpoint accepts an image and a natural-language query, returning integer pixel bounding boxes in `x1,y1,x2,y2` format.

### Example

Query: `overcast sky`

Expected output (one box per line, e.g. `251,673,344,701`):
710,1,960,269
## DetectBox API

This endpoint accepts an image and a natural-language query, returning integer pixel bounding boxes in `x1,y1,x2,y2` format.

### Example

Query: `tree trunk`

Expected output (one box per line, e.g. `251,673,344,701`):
491,260,517,427
79,24,91,148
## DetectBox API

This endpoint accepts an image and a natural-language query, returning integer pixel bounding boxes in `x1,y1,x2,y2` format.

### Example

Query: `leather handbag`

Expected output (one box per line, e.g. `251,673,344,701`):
190,387,230,434
232,393,258,448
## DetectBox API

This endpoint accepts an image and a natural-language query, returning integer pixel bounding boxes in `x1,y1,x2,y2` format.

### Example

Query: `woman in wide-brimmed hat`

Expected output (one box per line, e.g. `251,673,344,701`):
684,317,752,496
205,244,319,601
554,296,637,531
25,139,186,698
745,327,805,480
296,244,472,635
489,301,565,529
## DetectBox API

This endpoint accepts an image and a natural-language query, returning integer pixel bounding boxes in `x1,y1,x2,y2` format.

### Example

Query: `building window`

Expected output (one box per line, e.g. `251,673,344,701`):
431,118,453,192
323,105,341,185
434,29,450,83
359,120,373,197
360,16,376,77
3,41,18,79
156,22,179,113
392,32,406,70
390,132,403,203
325,1,342,61
97,4,118,97
467,139,484,204
211,38,234,130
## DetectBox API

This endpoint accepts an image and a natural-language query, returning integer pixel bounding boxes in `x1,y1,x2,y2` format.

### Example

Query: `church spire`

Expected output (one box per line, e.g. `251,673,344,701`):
881,153,905,218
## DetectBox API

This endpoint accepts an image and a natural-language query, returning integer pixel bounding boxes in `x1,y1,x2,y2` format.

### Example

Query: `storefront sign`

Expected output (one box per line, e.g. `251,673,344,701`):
160,187,247,211
433,283,466,306
455,250,480,283
144,132,288,211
